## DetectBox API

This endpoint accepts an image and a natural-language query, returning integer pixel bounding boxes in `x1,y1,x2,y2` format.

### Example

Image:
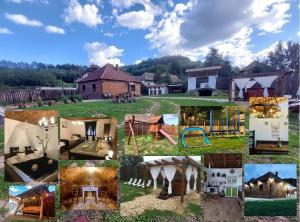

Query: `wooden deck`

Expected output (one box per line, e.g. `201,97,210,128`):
255,143,288,154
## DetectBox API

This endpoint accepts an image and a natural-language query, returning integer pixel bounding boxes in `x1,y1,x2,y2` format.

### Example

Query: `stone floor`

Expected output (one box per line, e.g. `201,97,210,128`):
120,190,200,217
62,195,117,211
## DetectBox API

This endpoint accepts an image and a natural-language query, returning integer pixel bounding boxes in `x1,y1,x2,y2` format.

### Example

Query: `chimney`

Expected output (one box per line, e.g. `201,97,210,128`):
275,172,278,176
115,64,119,70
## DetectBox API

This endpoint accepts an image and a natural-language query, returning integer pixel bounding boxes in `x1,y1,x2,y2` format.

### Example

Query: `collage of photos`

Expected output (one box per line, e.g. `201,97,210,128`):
0,1,298,221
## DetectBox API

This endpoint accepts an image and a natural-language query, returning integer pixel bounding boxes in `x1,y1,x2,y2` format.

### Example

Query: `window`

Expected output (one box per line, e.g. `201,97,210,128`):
82,85,86,91
130,84,135,91
158,89,162,94
92,84,96,91
227,176,237,185
196,77,209,88
259,184,264,191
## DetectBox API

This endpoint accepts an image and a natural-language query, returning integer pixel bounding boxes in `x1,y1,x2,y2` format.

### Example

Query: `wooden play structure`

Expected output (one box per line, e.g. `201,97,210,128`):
126,114,178,154
11,185,55,220
142,156,201,204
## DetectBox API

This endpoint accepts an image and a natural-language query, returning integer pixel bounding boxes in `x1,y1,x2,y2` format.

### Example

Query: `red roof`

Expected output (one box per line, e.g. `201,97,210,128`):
76,64,141,83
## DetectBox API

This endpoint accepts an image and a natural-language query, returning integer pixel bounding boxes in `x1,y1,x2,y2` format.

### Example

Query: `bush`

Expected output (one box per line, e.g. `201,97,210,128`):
37,100,42,107
70,94,82,102
62,96,68,104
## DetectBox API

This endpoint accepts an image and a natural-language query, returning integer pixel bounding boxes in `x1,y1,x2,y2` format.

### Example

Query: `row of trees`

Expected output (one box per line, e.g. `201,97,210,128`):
0,41,298,90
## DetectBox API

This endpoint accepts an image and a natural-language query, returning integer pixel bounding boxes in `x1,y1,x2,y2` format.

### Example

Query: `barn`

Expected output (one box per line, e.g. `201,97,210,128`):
186,66,221,96
76,64,141,100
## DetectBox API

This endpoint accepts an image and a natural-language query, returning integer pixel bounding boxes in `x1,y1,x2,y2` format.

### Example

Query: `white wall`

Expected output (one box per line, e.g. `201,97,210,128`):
5,118,58,160
208,75,217,89
148,86,169,95
204,168,243,192
188,77,196,90
249,118,288,143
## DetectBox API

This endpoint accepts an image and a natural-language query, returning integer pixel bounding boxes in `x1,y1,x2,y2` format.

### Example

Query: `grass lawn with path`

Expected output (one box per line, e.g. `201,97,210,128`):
244,199,297,216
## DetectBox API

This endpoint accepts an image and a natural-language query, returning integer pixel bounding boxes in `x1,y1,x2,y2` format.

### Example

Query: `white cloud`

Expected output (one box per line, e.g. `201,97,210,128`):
116,11,155,29
83,41,124,66
45,25,65,34
103,32,114,37
297,30,300,37
63,0,102,28
7,0,49,4
145,0,292,67
5,13,43,27
0,27,13,34
251,0,290,33
112,0,162,30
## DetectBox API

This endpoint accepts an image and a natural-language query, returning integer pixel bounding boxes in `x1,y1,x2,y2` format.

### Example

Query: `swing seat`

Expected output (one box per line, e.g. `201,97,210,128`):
181,127,210,148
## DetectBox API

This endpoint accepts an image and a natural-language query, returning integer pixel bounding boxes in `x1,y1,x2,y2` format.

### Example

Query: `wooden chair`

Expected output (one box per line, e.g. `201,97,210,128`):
72,185,79,204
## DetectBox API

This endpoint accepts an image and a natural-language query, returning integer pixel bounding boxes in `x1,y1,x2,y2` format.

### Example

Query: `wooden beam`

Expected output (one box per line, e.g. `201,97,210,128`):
206,154,214,168
186,156,201,168
14,198,23,216
181,164,186,204
39,194,44,220
154,160,163,165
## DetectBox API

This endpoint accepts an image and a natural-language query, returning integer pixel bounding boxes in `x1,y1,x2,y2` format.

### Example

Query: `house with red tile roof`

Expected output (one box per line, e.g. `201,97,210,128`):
76,64,141,99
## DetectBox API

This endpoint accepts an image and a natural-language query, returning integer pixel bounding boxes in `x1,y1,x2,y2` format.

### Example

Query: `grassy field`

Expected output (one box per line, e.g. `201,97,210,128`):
244,199,297,216
120,182,150,203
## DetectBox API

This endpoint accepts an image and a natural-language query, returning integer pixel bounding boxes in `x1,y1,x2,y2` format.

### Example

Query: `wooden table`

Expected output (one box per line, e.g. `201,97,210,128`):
82,186,98,203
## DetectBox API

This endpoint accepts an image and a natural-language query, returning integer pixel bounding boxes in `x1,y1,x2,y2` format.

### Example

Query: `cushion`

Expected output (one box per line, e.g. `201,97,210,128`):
25,146,33,155
17,153,26,162
71,135,80,141
10,147,19,155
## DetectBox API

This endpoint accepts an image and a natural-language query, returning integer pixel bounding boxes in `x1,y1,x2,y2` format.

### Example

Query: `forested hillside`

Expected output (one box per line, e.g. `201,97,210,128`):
0,41,298,90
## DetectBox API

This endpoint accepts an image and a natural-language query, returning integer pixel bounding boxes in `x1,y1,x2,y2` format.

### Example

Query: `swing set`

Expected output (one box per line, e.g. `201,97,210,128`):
181,109,243,148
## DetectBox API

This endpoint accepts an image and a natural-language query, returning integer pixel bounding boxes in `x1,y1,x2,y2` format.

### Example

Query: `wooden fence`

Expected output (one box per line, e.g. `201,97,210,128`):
0,88,78,105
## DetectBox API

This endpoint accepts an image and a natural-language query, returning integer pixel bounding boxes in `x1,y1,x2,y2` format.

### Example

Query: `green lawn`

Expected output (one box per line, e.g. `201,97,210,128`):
125,135,179,155
120,182,150,203
244,199,297,216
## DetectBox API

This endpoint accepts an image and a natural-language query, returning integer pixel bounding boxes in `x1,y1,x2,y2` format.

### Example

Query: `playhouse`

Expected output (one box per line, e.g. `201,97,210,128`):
249,97,289,154
125,114,178,155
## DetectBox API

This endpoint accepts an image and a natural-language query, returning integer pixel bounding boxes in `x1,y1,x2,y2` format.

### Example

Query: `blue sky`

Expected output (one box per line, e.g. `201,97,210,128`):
163,114,178,125
244,164,297,182
9,185,56,196
0,0,298,67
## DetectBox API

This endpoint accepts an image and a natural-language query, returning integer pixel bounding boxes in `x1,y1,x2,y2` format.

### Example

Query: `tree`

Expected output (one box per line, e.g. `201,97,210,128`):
204,48,233,77
266,41,299,74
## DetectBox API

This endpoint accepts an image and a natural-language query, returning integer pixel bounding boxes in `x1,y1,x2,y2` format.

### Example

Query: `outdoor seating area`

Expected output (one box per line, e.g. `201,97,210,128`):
112,93,137,103
124,178,152,188
204,153,243,221
9,185,56,221
60,166,118,211
249,97,289,154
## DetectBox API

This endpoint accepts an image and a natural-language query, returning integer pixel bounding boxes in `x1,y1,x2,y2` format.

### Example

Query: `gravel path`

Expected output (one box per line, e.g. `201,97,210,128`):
121,191,200,217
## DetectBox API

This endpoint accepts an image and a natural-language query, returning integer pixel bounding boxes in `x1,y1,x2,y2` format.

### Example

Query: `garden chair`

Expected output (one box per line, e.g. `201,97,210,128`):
133,179,142,186
128,178,137,185
140,180,152,188
124,178,133,184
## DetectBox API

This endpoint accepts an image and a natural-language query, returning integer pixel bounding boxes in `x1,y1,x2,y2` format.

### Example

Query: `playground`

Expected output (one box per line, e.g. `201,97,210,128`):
179,106,246,153
125,114,179,155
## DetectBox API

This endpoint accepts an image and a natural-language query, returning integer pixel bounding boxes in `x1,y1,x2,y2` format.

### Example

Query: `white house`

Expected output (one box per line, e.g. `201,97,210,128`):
186,66,221,93
148,84,169,95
